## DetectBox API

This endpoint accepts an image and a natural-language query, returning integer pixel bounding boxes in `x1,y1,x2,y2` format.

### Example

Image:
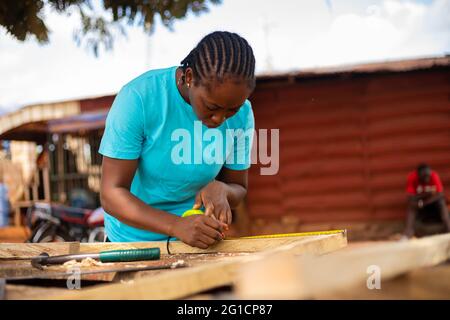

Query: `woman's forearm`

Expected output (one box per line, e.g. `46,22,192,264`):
101,187,179,236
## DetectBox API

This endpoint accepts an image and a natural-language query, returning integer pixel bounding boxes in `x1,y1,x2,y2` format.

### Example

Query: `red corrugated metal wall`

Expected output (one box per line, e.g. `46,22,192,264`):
247,68,450,223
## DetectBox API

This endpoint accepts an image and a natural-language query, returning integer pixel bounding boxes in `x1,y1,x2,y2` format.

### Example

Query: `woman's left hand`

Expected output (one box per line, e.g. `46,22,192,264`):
193,180,232,228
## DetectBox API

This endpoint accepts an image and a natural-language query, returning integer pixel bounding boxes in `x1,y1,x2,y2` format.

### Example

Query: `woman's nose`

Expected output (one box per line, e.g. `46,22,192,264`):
211,113,226,125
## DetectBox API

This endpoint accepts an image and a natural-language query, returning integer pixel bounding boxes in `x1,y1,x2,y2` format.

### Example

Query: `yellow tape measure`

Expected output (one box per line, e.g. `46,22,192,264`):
234,229,346,240
181,209,345,239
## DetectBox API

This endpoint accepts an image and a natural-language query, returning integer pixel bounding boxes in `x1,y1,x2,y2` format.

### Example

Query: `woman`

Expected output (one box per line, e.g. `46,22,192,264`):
99,31,256,248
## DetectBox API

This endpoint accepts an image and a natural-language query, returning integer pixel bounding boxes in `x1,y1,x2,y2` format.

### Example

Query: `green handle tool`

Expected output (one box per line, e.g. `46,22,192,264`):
99,248,160,263
31,248,160,269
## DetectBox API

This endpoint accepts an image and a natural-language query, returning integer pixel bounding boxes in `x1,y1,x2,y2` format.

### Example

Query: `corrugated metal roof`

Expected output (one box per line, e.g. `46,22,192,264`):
256,56,450,82
1,55,449,142
47,110,108,133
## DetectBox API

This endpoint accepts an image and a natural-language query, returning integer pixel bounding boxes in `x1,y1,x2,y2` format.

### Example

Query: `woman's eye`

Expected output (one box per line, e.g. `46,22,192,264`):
206,105,218,111
227,108,239,115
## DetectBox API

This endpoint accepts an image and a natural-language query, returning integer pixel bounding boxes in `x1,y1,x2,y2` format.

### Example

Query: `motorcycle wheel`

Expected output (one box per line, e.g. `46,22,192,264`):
88,227,105,243
31,222,73,243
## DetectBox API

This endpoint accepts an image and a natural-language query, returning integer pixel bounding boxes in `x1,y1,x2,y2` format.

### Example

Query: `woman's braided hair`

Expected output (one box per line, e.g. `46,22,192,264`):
180,31,256,90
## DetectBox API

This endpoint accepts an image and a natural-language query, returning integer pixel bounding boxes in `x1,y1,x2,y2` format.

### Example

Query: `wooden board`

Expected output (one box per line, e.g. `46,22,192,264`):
319,263,450,299
0,232,346,258
235,232,450,299
43,233,347,299
1,253,250,299
50,257,244,300
5,284,68,300
79,235,345,254
0,258,185,282
0,242,80,259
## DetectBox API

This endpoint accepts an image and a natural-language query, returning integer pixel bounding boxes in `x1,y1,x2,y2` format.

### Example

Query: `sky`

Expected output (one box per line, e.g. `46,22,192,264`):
0,0,449,112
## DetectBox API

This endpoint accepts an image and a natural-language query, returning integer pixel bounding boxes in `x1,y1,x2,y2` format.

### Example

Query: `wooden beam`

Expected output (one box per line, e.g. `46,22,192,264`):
0,242,80,259
262,233,347,256
78,233,346,255
0,232,345,258
46,233,346,299
5,284,68,300
319,263,450,299
51,257,243,300
43,167,51,202
235,233,450,299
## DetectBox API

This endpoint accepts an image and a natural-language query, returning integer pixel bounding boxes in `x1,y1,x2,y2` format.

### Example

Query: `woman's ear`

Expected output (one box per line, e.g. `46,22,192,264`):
184,67,194,86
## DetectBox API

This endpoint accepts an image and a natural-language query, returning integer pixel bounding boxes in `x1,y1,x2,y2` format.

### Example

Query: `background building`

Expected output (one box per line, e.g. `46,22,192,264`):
1,56,449,240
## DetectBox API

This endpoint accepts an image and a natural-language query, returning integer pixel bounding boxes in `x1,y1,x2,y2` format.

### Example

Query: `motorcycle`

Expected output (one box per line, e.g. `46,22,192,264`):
26,202,105,243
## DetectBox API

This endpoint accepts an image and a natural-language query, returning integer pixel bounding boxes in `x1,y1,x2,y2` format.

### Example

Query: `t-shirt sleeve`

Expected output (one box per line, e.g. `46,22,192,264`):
99,86,145,160
431,172,444,193
406,173,416,195
223,100,255,171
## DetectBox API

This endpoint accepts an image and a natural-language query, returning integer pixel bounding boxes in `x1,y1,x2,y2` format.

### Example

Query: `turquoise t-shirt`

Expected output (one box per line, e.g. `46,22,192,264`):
99,66,255,242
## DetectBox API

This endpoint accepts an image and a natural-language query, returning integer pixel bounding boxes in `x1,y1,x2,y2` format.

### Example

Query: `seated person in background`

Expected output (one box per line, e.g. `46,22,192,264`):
404,163,450,238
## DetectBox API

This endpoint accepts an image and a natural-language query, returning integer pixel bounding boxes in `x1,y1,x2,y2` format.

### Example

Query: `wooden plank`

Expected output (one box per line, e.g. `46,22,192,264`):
235,233,450,299
45,233,346,299
14,207,21,226
43,167,51,201
51,257,243,300
78,235,342,254
319,263,450,299
5,284,69,300
0,257,186,282
0,242,80,259
259,233,347,256
0,232,345,258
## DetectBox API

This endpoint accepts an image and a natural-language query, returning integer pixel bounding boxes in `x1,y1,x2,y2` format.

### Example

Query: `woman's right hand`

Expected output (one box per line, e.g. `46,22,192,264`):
171,215,226,249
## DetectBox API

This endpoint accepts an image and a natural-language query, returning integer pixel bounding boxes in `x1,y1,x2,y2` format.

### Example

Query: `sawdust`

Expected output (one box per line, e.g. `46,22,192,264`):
170,260,186,269
62,257,113,268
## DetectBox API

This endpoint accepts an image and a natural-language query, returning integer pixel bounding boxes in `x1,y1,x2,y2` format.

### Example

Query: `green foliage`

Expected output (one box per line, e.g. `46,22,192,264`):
0,0,221,55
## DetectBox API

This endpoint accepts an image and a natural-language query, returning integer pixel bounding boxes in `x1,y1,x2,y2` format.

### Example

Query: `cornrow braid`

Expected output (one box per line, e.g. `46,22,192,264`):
180,31,256,90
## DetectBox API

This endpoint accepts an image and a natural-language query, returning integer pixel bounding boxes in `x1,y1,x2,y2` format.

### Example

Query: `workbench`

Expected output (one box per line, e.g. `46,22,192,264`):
2,232,449,300
0,232,347,299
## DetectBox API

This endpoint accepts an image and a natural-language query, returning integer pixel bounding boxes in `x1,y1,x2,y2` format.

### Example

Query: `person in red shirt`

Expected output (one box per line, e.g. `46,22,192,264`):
404,163,450,238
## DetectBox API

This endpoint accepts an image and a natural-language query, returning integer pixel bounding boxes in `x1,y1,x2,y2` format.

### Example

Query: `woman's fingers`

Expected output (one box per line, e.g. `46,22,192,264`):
200,216,227,243
193,239,210,249
195,194,231,233
197,232,219,246
202,215,222,231
193,193,203,210
204,202,215,217
195,220,221,246
215,203,232,227
225,207,232,228
201,223,223,241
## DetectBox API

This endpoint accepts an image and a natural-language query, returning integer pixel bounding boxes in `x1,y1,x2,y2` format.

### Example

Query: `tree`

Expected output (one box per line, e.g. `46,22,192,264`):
0,0,221,55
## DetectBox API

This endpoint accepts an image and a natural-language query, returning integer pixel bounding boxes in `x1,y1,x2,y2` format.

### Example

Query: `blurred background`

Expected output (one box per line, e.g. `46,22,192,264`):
0,0,449,243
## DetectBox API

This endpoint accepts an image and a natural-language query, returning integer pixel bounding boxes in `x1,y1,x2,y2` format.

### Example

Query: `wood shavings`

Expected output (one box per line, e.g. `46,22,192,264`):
171,260,186,269
120,279,135,284
62,257,112,268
